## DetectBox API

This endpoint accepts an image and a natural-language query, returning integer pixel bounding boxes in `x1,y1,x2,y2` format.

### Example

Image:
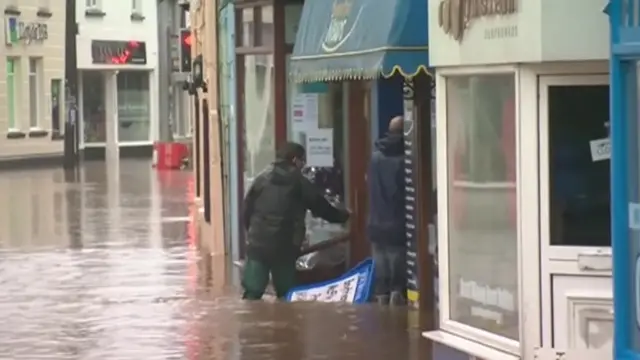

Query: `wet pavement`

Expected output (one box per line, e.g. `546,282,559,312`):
0,159,427,360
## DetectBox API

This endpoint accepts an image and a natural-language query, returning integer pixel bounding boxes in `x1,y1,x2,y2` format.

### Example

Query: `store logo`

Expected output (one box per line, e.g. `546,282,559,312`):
5,16,48,45
321,0,364,53
438,0,517,42
5,16,19,45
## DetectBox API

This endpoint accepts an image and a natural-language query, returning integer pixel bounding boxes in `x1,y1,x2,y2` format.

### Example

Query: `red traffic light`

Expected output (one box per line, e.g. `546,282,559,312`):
181,31,192,47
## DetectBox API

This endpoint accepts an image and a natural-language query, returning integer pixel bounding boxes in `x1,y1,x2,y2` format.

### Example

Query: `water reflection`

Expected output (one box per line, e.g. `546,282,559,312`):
0,160,426,359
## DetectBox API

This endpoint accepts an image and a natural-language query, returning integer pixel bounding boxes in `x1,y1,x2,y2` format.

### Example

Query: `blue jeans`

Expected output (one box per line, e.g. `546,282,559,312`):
371,244,407,296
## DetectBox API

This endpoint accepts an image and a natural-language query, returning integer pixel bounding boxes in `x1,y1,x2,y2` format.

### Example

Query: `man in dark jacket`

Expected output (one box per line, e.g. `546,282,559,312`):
242,142,350,300
367,116,407,305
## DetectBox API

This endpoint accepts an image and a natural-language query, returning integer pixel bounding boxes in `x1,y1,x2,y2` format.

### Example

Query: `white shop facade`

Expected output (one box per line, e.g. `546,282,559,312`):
422,0,614,359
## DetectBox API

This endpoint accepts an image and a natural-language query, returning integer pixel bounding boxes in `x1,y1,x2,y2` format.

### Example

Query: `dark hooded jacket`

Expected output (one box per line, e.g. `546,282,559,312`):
243,161,350,262
366,133,406,246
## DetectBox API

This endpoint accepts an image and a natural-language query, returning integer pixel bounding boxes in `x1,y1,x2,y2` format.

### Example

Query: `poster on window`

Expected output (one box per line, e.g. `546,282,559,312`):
305,129,333,167
291,93,319,133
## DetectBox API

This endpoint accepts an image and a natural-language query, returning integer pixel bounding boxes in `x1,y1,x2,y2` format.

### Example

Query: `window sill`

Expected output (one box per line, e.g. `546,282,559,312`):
4,5,20,16
423,330,520,360
85,8,105,17
36,7,53,18
130,12,145,21
28,128,49,138
6,130,26,139
51,130,64,141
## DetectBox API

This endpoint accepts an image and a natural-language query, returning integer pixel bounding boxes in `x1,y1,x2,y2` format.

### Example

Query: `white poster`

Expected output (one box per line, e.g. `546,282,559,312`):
291,93,319,132
589,138,611,162
288,273,360,302
305,129,333,167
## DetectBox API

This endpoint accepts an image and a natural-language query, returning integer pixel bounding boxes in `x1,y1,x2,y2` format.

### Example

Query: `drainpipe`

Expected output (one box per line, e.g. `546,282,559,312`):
63,0,79,168
157,0,173,142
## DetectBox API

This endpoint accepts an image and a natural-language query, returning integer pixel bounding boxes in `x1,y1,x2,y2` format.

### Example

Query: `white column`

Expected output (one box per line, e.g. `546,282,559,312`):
104,71,119,160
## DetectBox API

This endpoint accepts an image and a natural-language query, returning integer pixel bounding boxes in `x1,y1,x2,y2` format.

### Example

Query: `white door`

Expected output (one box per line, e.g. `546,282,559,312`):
538,75,613,359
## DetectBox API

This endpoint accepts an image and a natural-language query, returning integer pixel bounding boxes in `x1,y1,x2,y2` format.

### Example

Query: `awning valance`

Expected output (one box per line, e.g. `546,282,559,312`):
290,0,429,83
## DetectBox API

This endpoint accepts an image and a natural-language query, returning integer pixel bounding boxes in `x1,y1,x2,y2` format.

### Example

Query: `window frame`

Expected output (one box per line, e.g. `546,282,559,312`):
86,0,100,9
132,0,142,14
28,57,43,130
435,65,522,355
6,57,19,131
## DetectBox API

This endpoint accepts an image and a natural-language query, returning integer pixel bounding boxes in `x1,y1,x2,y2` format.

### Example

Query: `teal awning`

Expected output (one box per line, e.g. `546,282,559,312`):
290,0,429,83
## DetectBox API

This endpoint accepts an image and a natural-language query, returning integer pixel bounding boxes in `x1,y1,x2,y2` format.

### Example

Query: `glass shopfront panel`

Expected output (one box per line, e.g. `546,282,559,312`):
446,74,519,339
82,71,106,143
285,74,347,245
242,54,275,190
117,71,150,142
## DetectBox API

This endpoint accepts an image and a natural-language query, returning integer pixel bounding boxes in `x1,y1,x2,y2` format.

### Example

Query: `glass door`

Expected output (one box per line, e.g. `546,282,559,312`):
538,75,612,356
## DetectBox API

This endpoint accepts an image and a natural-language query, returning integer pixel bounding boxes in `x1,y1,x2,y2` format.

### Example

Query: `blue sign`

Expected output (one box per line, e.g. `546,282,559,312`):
286,258,374,303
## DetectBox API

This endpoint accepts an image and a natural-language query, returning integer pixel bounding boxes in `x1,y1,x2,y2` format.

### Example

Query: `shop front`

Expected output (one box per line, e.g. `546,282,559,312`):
424,0,612,359
608,1,640,360
74,0,161,160
289,0,434,309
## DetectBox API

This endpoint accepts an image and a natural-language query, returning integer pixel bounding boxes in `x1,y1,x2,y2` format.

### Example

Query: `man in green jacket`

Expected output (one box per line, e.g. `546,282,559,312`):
242,142,350,300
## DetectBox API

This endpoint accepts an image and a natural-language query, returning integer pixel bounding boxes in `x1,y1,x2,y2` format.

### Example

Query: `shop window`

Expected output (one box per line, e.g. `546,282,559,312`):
50,79,62,134
285,62,346,245
238,6,274,48
258,6,274,46
6,58,19,131
86,0,99,9
28,58,43,129
82,71,106,143
241,8,255,47
117,71,150,142
446,74,519,340
242,54,275,189
548,85,610,247
131,0,142,14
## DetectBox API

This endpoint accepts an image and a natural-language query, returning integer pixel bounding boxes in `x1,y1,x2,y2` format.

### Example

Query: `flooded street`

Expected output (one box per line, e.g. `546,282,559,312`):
0,160,426,359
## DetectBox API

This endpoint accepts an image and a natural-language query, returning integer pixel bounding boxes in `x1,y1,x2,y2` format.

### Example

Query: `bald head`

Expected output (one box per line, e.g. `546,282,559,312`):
389,116,403,134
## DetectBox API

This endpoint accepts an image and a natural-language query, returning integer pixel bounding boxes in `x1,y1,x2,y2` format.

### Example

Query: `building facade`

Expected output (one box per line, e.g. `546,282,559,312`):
0,0,66,164
190,0,226,260
424,0,613,359
76,0,159,159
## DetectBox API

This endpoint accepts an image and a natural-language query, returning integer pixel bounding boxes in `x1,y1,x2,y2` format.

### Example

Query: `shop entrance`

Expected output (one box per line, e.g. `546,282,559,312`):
538,75,612,357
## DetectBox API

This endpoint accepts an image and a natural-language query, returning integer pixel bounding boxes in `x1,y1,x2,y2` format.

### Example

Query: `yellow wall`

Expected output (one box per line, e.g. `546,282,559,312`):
191,0,225,257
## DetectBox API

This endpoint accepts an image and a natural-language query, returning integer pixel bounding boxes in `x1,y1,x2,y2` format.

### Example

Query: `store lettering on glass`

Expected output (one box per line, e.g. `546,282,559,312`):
459,278,516,324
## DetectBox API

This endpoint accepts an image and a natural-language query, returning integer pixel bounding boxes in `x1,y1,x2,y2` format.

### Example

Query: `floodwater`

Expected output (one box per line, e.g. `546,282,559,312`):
0,159,427,360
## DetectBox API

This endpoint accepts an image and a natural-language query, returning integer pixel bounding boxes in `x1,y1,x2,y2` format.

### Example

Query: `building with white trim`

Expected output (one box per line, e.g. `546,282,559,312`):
76,0,159,158
424,0,613,359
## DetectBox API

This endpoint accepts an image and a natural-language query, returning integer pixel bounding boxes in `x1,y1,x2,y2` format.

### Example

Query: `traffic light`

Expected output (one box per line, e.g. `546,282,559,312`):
180,29,192,72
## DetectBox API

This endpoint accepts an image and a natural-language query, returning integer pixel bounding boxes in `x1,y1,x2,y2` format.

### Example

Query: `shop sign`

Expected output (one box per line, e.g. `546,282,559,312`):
286,258,373,303
322,0,364,53
5,17,48,45
437,0,517,41
91,40,147,65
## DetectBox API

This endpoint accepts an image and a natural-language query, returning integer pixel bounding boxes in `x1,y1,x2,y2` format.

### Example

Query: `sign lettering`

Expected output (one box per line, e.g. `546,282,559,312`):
438,0,517,41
